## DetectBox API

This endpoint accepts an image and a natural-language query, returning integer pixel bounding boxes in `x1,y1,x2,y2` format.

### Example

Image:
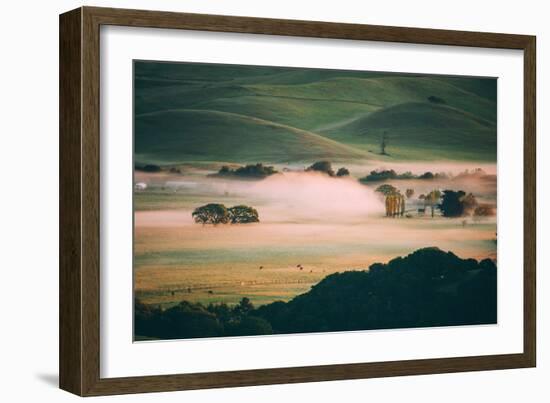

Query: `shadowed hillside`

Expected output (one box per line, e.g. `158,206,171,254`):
257,247,497,334
135,109,368,164
135,248,497,340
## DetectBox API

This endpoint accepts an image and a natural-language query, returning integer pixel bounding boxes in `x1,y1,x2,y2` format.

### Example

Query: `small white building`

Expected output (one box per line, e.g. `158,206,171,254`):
135,182,147,191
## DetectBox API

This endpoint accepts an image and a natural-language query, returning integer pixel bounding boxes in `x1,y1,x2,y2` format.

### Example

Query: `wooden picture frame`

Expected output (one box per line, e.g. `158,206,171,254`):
59,6,536,396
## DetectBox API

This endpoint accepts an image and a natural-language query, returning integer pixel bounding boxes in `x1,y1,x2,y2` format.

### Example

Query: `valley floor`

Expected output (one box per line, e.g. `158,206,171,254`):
134,172,497,308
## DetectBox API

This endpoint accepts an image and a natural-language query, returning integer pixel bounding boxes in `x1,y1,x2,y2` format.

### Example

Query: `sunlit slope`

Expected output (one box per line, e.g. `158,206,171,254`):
134,62,497,162
244,76,496,123
323,102,496,160
135,109,368,164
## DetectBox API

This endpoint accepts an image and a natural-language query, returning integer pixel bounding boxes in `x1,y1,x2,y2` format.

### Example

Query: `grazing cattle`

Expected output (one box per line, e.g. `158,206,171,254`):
259,266,263,270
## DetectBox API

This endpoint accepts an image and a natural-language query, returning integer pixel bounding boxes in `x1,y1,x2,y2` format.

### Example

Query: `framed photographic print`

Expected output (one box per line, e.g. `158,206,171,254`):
59,6,536,396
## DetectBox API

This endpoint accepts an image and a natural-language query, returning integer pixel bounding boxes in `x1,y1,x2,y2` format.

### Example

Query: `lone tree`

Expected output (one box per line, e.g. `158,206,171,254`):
192,203,230,225
228,205,260,224
380,131,388,155
336,167,350,177
306,161,335,176
428,95,446,104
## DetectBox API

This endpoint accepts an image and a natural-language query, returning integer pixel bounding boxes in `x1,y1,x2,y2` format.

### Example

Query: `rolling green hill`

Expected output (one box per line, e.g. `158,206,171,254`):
244,76,496,123
322,102,497,160
134,61,497,164
135,109,368,164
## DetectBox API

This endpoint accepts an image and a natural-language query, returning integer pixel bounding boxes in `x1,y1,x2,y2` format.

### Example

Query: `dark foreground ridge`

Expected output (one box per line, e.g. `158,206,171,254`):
135,247,497,340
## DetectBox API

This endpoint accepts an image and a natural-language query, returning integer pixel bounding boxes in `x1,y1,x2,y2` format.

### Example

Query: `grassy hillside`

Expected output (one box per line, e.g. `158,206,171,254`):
134,61,497,164
135,109,368,164
322,102,497,160
245,76,496,123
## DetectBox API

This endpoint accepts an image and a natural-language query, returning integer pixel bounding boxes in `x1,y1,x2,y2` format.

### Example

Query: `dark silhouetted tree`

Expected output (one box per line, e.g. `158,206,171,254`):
336,167,350,177
440,190,466,217
136,164,161,172
428,95,446,104
439,190,479,217
216,163,277,178
419,171,435,180
306,161,334,176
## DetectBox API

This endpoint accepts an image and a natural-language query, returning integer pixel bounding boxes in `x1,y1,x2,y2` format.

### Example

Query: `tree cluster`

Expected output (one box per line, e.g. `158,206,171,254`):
135,297,273,340
192,203,259,225
216,163,278,179
306,161,350,177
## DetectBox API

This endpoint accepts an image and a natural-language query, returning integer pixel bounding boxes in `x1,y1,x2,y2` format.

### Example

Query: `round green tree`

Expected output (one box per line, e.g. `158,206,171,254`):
228,205,259,224
192,203,230,225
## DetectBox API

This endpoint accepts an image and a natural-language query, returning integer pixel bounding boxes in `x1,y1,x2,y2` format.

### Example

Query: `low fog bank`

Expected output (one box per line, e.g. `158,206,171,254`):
135,160,497,220
239,172,384,220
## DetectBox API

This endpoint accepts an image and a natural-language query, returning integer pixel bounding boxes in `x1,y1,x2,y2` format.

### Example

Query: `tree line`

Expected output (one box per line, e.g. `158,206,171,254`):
375,184,494,218
361,169,449,183
215,163,278,179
